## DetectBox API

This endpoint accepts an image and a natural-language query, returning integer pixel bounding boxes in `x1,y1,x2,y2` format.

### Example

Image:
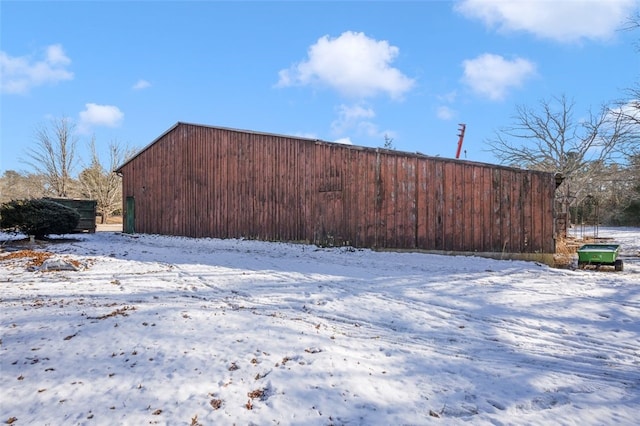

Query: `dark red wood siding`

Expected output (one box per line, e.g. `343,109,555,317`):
118,123,557,253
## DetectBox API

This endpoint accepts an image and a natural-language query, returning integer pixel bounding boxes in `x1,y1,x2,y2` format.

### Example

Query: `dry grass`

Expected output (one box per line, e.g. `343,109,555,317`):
554,235,604,269
0,249,87,271
104,215,123,224
554,237,580,269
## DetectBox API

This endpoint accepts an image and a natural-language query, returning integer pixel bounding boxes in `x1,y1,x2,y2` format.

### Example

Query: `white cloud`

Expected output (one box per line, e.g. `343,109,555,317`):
462,53,536,101
436,91,458,120
331,104,377,135
78,103,124,133
0,44,74,94
293,132,319,140
455,0,637,43
276,31,415,100
334,137,353,145
45,44,71,65
610,99,640,124
437,90,458,104
622,99,640,119
330,103,394,147
437,106,456,120
132,79,151,90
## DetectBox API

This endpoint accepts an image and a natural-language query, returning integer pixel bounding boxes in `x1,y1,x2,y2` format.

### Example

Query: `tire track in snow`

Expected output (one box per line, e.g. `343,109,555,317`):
214,272,640,389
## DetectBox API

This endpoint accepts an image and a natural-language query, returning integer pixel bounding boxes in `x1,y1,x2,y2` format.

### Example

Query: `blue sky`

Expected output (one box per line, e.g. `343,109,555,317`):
1,0,639,175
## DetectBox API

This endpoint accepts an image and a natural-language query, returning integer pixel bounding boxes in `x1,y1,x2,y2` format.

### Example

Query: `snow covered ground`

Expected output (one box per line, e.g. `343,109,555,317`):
1,227,639,425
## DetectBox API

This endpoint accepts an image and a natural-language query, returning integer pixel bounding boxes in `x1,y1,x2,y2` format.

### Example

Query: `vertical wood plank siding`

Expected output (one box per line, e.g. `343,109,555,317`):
119,123,556,253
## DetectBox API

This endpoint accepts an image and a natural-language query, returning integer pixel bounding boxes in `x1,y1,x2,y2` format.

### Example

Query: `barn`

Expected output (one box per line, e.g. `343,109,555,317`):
116,122,559,259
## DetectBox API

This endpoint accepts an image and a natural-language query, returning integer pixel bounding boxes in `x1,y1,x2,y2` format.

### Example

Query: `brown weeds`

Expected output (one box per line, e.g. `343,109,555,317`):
87,306,136,320
247,388,265,399
0,250,53,267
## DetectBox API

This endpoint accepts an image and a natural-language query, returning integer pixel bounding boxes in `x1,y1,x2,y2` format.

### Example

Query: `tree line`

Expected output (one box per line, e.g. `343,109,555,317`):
485,94,639,227
484,15,639,227
0,117,134,224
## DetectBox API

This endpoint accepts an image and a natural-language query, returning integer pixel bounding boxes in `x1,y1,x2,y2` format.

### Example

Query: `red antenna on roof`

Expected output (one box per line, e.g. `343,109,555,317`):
455,123,466,159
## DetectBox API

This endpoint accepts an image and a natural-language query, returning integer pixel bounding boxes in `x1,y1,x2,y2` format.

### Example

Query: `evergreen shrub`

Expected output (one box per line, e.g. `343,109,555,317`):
0,198,80,238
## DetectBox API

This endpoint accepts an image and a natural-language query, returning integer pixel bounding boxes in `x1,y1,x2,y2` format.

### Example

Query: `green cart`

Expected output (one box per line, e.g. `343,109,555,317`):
576,244,623,271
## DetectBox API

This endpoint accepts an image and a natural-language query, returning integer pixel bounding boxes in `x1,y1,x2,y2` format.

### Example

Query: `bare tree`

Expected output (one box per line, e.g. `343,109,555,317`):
618,11,640,148
591,11,640,225
485,95,636,231
610,95,640,169
621,87,640,126
23,116,78,197
0,170,49,202
78,137,132,223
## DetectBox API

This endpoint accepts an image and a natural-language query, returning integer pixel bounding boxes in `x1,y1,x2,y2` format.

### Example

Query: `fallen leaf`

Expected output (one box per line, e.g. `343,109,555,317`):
247,388,264,399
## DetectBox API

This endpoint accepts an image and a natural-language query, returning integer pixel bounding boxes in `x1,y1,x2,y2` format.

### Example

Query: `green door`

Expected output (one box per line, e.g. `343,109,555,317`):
124,196,135,234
